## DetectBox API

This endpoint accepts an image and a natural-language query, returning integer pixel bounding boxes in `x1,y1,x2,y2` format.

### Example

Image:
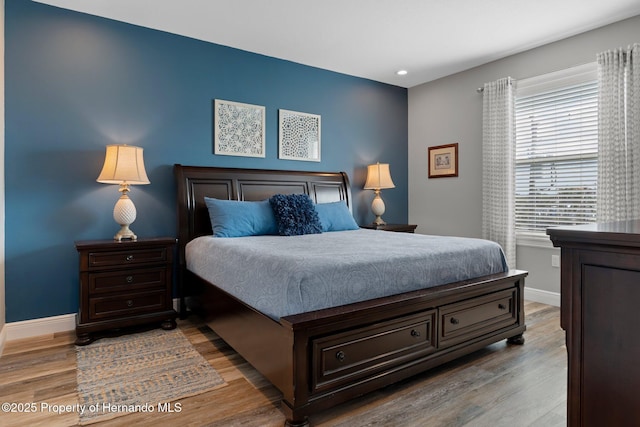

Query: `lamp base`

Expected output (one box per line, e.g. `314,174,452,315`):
372,217,387,226
370,190,387,226
112,190,138,241
114,225,137,241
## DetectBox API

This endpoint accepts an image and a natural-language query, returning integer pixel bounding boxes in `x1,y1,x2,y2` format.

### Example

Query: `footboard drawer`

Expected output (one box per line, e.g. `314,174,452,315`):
311,310,436,392
439,288,518,348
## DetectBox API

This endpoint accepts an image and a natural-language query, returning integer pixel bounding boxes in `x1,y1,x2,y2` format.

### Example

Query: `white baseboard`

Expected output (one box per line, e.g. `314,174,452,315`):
6,313,77,342
4,298,182,344
0,324,6,356
524,287,560,307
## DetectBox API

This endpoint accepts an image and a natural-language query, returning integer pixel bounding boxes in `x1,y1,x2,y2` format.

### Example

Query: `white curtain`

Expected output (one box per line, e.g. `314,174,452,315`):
597,43,640,222
482,77,516,268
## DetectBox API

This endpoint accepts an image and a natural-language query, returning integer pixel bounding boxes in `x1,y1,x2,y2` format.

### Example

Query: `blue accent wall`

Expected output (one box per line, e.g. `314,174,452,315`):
5,0,408,322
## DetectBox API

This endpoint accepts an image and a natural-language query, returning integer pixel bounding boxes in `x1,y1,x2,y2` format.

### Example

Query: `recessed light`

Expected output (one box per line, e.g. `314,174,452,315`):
396,70,408,76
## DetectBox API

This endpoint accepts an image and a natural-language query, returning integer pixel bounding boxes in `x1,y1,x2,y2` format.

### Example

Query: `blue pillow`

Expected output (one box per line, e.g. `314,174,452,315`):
269,194,323,236
315,201,359,232
204,197,278,237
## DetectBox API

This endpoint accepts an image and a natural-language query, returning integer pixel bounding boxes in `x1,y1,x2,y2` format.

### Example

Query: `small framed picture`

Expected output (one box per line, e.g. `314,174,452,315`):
428,143,458,178
214,99,266,158
278,109,321,162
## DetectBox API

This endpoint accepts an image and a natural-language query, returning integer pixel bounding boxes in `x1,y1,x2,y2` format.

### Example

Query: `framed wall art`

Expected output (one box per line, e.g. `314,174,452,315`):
428,143,458,178
278,109,321,162
214,99,266,158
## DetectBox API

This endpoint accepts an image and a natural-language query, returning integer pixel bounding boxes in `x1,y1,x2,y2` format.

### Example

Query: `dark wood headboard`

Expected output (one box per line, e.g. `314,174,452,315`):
173,165,353,315
174,164,353,243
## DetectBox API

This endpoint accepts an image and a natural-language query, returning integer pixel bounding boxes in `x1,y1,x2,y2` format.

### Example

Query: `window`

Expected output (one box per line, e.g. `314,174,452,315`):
515,63,598,234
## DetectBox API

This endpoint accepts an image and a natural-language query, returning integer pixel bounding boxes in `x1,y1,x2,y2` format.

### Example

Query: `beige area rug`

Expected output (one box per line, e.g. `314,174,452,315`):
76,328,226,425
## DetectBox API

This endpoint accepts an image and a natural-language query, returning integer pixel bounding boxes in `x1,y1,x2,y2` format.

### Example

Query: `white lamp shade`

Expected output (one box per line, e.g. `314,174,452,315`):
364,163,395,190
97,144,150,185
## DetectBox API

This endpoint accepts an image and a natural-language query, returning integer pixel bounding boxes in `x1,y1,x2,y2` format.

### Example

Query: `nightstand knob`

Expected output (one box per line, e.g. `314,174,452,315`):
126,300,133,307
126,276,134,283
336,351,346,362
411,329,421,337
450,317,460,325
498,303,507,310
125,255,134,261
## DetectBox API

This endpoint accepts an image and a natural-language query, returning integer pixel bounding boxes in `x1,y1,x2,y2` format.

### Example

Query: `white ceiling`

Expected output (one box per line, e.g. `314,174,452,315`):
34,0,640,88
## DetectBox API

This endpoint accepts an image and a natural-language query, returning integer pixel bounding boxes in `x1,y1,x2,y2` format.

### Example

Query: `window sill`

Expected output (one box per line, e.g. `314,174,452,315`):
516,233,556,249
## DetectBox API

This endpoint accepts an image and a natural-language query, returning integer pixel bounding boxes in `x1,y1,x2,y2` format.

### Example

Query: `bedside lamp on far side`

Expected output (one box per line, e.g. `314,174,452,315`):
364,162,395,225
97,144,150,241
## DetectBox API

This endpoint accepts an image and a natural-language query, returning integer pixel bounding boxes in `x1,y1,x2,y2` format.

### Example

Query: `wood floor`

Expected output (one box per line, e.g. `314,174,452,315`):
0,301,566,427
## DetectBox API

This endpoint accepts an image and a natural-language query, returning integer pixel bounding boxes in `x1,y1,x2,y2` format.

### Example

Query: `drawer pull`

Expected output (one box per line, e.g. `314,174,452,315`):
498,303,507,310
126,276,134,283
450,317,460,325
126,300,133,307
125,255,134,261
411,329,421,337
335,351,346,362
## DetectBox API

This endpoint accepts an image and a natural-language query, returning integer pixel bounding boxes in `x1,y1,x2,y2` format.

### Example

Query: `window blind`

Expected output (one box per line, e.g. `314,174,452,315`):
515,66,598,233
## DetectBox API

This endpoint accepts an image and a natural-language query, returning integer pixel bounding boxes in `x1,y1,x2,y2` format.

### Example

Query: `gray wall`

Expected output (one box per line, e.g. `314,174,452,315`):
408,15,640,302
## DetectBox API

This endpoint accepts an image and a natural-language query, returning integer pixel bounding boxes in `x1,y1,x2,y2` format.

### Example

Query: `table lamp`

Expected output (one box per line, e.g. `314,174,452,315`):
97,144,150,241
364,162,395,225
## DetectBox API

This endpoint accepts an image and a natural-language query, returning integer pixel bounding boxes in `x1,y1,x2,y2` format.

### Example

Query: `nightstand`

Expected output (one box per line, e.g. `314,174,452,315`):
360,224,418,233
74,237,177,345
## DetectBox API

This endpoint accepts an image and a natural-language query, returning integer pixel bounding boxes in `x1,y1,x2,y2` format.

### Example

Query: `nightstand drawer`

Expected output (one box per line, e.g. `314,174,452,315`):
88,267,166,294
87,247,168,269
89,290,166,320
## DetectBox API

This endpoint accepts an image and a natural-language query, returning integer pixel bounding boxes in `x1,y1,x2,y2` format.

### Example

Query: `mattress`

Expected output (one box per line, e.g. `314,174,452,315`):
186,229,508,320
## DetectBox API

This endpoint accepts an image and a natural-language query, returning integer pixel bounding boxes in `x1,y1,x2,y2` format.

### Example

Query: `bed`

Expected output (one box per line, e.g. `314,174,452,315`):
174,165,527,427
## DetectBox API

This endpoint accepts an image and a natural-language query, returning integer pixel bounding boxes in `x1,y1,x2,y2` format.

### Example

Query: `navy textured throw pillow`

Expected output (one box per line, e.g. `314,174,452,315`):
269,194,323,236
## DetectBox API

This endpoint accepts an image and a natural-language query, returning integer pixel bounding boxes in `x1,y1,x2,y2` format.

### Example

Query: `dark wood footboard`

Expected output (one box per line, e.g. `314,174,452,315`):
187,268,526,427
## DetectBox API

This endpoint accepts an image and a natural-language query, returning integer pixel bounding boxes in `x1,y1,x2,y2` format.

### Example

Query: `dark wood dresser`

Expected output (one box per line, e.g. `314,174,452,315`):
547,220,640,426
75,237,177,345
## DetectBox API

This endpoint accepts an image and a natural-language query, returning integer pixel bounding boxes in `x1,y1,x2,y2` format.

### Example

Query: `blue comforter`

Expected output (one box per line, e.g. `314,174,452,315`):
186,229,508,320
